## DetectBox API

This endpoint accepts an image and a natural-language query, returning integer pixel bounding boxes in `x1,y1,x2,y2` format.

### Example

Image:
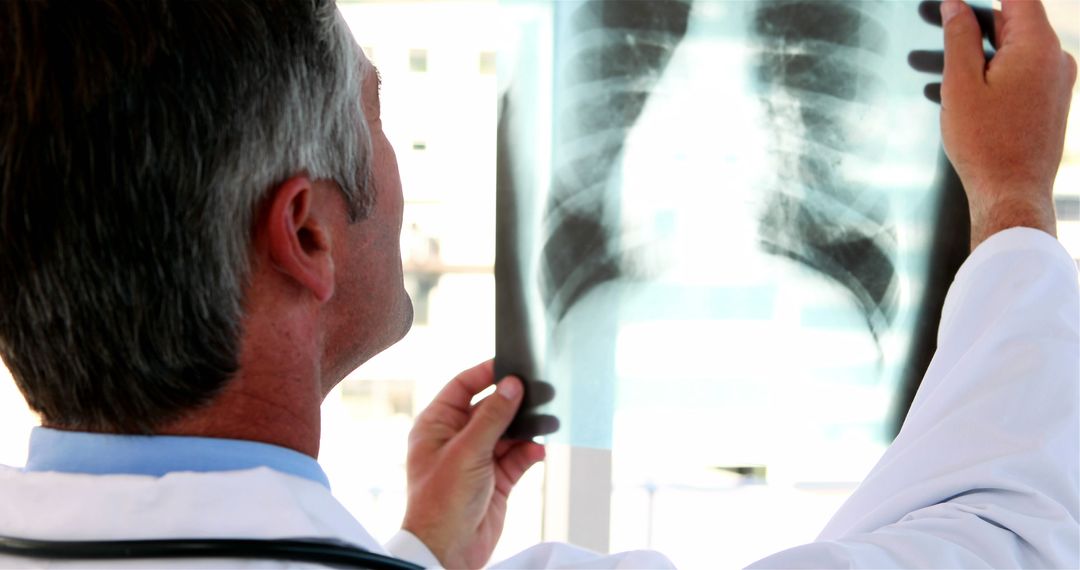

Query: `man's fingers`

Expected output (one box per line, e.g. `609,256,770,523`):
924,83,943,104
503,412,560,440
998,0,1060,51
910,50,946,73
918,0,998,47
457,376,525,453
1000,0,1051,31
991,9,1004,50
430,360,496,413
941,0,988,101
494,441,546,495
910,50,995,74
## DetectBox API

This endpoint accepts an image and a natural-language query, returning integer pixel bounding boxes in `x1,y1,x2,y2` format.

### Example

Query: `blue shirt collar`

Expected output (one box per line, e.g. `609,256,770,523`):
24,427,330,489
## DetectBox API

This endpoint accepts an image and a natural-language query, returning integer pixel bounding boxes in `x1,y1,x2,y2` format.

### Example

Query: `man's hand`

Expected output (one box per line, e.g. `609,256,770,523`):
939,0,1077,250
402,361,546,569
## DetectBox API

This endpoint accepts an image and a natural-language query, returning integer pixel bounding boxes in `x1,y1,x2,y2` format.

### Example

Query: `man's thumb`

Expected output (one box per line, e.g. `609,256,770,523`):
460,376,523,451
941,0,988,97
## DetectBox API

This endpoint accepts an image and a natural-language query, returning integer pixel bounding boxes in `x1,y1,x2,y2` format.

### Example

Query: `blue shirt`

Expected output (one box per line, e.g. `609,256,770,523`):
23,427,330,489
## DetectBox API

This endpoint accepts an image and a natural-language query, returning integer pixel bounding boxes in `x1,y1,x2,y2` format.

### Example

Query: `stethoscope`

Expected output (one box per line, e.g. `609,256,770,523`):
0,535,424,569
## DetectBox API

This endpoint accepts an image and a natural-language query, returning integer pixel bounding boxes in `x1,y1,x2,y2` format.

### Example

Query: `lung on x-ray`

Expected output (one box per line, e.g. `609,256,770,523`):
495,0,971,459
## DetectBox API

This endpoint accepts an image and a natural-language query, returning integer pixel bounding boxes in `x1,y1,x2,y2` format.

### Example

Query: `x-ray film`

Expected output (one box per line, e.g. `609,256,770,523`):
495,0,973,457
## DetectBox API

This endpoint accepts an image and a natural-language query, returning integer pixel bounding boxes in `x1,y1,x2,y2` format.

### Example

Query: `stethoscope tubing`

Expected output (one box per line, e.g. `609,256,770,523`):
0,535,424,570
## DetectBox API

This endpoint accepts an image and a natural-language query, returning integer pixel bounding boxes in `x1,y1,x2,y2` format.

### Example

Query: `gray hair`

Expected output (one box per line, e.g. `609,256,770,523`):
0,0,372,432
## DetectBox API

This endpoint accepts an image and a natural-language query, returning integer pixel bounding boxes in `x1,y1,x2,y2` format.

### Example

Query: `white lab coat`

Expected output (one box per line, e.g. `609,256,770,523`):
0,228,1076,569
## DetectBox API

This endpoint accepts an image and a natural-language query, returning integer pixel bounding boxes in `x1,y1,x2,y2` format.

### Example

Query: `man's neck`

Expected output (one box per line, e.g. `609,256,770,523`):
156,305,327,458
156,375,323,458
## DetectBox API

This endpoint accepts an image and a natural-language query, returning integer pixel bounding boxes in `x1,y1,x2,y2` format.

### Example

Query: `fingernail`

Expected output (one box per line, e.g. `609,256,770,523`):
497,377,521,400
941,0,963,23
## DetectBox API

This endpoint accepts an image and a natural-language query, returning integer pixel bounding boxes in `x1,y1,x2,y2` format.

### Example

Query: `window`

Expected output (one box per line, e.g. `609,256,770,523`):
1057,195,1080,222
334,2,535,559
408,48,427,72
479,50,496,75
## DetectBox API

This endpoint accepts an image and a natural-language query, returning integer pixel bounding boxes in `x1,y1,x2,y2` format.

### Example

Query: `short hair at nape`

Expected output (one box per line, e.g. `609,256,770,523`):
0,0,372,433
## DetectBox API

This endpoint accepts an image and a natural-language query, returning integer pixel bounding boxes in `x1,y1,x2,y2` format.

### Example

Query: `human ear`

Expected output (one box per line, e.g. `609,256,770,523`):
263,176,335,302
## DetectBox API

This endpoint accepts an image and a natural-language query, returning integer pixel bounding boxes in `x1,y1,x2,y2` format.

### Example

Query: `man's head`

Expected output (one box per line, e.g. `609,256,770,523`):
0,0,409,435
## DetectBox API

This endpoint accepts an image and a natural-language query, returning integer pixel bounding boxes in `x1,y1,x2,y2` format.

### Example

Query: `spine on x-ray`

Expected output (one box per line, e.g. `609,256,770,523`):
540,0,691,324
753,0,899,344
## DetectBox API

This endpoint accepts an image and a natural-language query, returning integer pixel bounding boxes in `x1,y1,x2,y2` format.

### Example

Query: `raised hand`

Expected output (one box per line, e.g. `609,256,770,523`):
940,0,1075,249
402,361,546,569
914,0,1075,250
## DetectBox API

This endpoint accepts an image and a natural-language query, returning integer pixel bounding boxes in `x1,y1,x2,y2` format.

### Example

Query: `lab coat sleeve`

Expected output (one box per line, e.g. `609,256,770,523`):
384,530,675,569
385,530,444,569
748,227,1080,568
488,542,676,569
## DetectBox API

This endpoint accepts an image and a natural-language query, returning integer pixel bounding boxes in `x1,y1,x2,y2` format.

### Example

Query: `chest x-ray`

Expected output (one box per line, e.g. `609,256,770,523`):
495,0,970,466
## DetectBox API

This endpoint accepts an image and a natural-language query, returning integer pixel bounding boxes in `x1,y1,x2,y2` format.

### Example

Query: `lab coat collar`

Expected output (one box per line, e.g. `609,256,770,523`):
24,427,331,489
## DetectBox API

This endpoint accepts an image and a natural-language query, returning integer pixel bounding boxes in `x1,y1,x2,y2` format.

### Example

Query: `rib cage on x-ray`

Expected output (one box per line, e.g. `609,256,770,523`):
495,0,959,443
494,0,692,439
754,0,898,344
540,0,691,324
542,0,897,343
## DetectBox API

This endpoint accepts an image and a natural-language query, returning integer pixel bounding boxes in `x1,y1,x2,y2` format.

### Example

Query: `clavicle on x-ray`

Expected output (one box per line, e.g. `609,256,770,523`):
495,0,975,467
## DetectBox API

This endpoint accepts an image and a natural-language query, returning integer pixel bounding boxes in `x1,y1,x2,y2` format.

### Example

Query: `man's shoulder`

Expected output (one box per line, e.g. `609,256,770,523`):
0,468,380,552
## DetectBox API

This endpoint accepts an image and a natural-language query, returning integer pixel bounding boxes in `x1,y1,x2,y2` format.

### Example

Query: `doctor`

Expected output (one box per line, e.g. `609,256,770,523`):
0,0,1075,568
